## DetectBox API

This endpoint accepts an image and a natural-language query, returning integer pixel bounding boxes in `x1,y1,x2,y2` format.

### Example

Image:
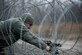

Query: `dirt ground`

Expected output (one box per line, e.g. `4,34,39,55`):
4,37,82,55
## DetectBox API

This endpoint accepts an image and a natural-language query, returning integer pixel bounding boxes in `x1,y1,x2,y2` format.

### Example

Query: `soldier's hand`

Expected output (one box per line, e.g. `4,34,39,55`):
43,40,52,52
43,40,62,52
45,45,51,51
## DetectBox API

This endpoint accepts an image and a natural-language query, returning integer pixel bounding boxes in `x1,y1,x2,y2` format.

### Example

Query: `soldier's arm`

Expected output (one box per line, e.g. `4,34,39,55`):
13,20,49,50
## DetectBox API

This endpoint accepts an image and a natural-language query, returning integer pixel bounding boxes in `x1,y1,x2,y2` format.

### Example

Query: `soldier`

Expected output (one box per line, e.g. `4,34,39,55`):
0,13,50,55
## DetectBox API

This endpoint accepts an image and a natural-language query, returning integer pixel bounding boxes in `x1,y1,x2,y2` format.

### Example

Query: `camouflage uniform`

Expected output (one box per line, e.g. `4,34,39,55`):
0,18,46,55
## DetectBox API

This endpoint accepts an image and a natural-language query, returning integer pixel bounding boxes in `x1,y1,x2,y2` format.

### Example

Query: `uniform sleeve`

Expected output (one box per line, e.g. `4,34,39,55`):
13,20,46,50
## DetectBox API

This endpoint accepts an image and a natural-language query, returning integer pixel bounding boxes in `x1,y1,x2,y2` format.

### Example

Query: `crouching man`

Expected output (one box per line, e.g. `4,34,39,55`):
0,13,50,55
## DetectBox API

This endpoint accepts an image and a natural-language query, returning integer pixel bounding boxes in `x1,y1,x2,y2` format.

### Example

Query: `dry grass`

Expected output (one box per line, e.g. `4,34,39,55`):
31,23,82,39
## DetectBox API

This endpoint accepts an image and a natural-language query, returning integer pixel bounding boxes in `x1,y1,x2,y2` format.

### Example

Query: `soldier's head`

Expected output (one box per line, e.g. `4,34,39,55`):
21,13,34,29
